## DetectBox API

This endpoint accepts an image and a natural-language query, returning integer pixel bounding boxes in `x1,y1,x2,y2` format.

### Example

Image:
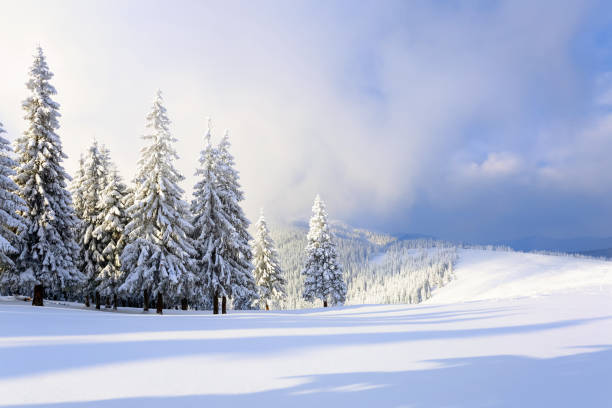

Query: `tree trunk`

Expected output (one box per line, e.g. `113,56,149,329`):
213,291,219,315
85,294,90,308
32,284,44,306
156,292,163,315
222,296,227,314
113,293,118,310
143,289,149,312
95,291,101,310
323,300,328,308
265,302,269,311
181,298,188,311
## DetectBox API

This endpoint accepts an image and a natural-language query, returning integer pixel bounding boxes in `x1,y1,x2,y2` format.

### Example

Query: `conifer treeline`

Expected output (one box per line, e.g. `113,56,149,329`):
0,47,347,312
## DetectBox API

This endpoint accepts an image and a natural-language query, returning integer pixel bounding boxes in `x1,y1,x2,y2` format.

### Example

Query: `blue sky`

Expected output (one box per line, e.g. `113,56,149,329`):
1,0,612,242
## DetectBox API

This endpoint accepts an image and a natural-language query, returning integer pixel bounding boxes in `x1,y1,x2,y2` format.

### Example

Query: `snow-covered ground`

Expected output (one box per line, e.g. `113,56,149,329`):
430,249,612,303
1,250,611,407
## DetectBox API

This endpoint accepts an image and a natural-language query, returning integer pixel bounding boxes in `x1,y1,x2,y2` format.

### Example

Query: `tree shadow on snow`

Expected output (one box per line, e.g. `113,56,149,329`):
0,312,609,379
6,345,611,408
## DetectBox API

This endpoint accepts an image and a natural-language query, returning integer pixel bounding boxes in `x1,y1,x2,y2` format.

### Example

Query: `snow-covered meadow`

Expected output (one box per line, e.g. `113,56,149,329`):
1,249,611,407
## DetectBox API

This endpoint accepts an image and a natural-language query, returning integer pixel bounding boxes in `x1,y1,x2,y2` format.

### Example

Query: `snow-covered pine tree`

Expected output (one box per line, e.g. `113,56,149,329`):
0,122,26,290
302,195,346,307
191,124,228,314
12,47,83,305
78,141,109,309
119,91,196,314
216,131,257,311
252,209,286,310
71,154,86,221
93,166,128,310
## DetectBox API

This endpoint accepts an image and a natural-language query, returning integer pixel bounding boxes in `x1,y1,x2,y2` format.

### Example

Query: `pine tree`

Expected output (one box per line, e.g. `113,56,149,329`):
78,141,109,309
302,195,346,307
93,166,128,310
252,209,286,310
12,47,83,305
216,131,257,311
0,122,26,290
119,90,196,314
191,124,256,314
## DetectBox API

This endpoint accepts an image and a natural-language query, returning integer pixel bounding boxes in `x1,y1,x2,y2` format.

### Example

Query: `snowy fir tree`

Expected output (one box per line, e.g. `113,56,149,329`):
76,141,109,308
70,154,86,221
119,90,196,314
216,130,257,310
11,47,83,305
93,166,128,309
252,209,286,310
191,124,256,314
302,195,346,307
0,122,26,286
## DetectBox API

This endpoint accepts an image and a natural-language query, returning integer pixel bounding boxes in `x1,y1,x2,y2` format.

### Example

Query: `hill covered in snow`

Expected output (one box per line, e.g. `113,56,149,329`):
271,222,612,308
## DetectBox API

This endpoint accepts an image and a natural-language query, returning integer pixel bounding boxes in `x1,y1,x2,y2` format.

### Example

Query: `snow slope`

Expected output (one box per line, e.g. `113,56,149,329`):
1,249,611,407
429,249,612,304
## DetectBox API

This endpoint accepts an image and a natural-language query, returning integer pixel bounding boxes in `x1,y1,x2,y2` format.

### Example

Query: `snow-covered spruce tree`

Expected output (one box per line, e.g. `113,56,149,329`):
0,122,26,291
12,47,83,305
216,131,257,311
93,167,128,310
77,141,109,309
302,195,346,307
70,154,86,221
252,209,286,310
119,91,196,314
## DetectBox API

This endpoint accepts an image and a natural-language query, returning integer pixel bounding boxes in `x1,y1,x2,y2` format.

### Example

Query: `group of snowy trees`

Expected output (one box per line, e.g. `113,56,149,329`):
0,47,348,313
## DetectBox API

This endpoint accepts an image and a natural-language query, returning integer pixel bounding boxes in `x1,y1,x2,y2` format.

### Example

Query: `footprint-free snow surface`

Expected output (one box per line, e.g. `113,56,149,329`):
1,250,611,407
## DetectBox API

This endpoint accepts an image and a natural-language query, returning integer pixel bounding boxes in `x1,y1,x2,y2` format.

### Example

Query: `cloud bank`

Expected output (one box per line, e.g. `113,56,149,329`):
1,0,612,241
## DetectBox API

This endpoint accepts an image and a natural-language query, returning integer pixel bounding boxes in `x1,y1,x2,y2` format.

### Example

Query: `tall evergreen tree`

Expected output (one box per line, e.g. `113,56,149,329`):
302,195,346,307
191,124,230,314
12,47,83,305
191,124,256,314
216,131,256,311
94,166,128,310
119,91,196,314
78,141,109,308
0,122,26,289
252,209,286,310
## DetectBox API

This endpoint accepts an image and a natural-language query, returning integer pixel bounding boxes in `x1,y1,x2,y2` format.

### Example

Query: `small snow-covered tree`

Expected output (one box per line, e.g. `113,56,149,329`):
302,195,346,307
0,122,26,288
12,47,83,305
77,141,109,308
93,166,128,310
120,91,196,314
216,131,257,310
252,209,286,310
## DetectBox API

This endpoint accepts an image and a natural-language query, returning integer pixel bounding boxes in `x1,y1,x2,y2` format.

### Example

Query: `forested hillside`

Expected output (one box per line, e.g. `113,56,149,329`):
270,221,457,308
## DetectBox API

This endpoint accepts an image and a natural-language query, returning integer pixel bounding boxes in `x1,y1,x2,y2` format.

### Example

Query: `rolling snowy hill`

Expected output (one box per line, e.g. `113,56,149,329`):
1,247,611,407
429,249,612,304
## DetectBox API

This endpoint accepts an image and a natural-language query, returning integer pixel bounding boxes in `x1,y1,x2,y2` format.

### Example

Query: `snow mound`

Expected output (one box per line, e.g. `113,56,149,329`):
429,249,612,304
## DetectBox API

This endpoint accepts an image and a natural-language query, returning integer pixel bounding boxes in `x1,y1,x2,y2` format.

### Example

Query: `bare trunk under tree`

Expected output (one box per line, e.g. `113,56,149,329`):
143,289,150,312
222,296,227,314
156,292,163,315
32,284,44,306
265,303,269,311
181,298,188,310
85,294,90,307
213,290,219,315
113,293,118,310
323,300,328,308
95,291,101,310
